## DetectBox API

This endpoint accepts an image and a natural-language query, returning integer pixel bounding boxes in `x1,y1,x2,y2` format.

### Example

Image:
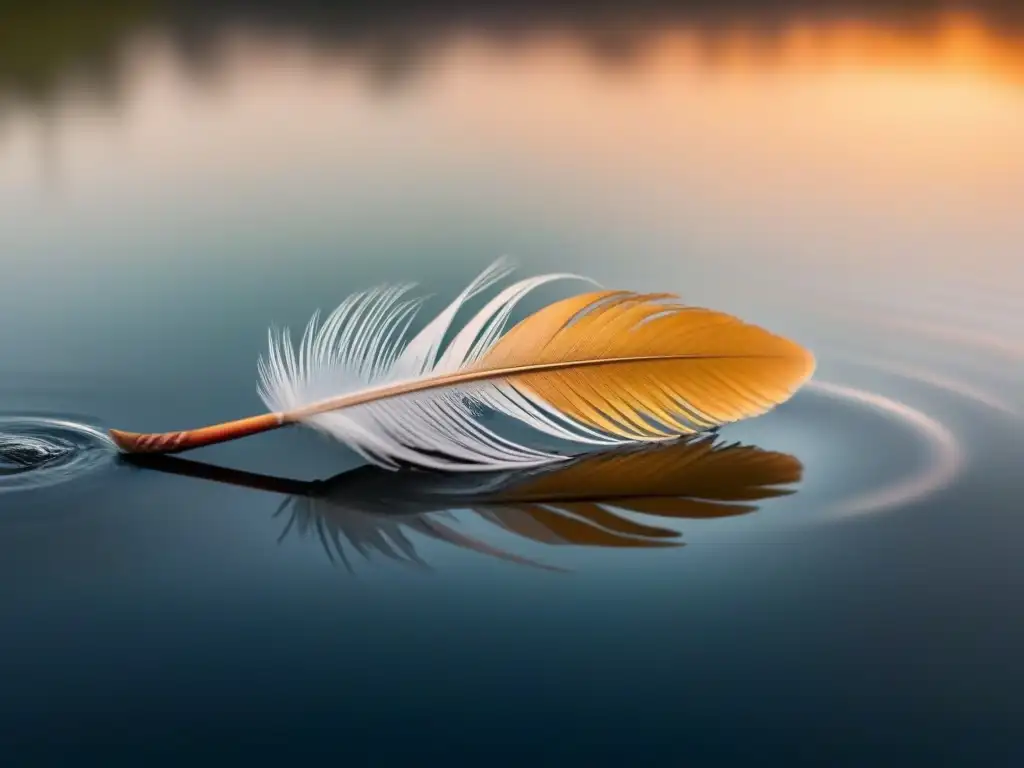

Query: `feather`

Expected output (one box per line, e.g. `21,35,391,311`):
122,433,803,571
109,258,816,469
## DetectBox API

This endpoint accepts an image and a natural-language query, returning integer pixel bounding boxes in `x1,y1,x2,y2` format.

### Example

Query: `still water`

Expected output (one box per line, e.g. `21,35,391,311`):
1,4,1023,764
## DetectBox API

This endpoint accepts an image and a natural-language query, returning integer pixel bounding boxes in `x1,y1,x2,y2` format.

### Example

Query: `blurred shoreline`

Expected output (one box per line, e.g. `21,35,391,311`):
3,0,1024,111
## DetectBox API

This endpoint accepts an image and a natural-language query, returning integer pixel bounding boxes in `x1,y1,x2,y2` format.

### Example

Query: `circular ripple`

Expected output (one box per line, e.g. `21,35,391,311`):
0,416,115,493
806,380,965,519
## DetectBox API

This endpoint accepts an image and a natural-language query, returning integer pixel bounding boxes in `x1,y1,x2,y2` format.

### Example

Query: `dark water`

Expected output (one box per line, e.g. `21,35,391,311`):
2,2,1024,764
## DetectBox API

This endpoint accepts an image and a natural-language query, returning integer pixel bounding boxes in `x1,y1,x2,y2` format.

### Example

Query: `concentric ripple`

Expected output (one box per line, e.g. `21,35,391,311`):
0,416,115,493
772,274,1023,523
806,380,965,519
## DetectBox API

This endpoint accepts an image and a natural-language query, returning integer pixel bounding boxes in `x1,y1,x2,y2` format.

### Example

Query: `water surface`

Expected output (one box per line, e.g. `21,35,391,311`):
1,3,1023,764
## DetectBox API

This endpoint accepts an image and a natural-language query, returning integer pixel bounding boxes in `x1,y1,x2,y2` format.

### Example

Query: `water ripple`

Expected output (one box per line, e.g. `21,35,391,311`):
0,416,115,494
807,381,964,519
845,356,1017,417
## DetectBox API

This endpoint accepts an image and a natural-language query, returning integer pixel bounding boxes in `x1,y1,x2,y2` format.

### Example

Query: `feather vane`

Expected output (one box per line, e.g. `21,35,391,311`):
257,260,814,470
109,259,815,466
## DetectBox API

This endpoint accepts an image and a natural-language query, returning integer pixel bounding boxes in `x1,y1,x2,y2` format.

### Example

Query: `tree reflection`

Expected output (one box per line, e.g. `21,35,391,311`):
3,0,1024,112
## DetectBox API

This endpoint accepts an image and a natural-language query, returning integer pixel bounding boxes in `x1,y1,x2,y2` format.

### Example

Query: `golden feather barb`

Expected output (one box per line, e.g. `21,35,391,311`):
466,290,815,438
109,275,814,463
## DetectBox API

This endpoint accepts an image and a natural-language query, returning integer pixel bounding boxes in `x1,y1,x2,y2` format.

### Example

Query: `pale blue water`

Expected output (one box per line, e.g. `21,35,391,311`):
1,2,1023,764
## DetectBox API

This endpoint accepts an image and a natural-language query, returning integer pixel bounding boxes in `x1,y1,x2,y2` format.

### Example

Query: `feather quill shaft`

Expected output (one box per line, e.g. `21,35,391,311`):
109,260,816,467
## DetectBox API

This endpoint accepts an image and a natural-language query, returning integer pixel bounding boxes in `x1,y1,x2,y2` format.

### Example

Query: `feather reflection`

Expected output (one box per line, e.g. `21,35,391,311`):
125,434,802,572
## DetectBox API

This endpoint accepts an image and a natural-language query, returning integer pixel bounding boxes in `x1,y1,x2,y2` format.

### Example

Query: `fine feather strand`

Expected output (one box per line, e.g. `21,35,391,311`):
258,258,600,470
257,259,815,471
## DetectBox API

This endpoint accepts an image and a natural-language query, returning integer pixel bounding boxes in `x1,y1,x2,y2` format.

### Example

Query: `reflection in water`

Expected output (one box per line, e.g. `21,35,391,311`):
4,1,1024,113
0,2,152,107
125,434,802,572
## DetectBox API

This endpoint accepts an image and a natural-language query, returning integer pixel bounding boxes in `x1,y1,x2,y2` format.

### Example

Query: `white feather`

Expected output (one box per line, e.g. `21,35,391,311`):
257,258,609,471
